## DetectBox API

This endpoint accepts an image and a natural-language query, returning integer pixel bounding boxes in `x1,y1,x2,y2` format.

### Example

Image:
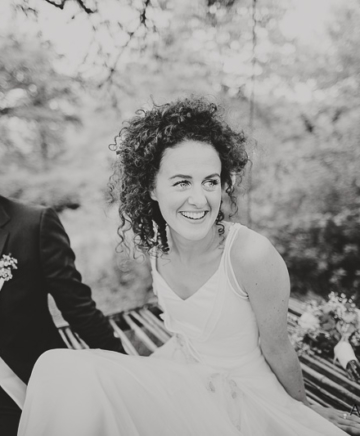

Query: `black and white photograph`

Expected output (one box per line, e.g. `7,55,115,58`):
0,0,360,435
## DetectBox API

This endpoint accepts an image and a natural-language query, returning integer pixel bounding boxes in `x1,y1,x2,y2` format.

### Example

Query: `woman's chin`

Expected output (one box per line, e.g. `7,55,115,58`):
168,219,216,242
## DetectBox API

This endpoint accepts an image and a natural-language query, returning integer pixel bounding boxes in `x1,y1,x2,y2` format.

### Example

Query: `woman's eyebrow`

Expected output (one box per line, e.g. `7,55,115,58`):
169,174,192,180
169,173,220,180
204,173,221,179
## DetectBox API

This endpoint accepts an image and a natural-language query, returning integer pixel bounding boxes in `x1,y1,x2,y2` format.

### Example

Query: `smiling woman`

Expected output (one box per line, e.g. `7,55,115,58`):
108,97,248,254
18,97,359,436
150,140,222,243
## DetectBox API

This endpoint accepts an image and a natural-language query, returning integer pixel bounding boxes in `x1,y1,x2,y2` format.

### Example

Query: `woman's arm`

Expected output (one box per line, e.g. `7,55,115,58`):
231,227,360,434
231,229,309,405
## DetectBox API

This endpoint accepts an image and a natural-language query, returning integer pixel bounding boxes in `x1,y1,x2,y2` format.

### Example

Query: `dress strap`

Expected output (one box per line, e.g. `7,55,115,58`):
223,223,249,299
149,252,159,296
149,252,156,269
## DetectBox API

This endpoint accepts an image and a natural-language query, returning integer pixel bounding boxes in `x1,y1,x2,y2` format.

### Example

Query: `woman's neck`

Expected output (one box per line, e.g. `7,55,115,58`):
166,224,221,265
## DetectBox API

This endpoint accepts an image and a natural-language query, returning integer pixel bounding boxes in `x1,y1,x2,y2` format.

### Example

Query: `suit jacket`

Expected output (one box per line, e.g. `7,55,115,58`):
0,196,124,384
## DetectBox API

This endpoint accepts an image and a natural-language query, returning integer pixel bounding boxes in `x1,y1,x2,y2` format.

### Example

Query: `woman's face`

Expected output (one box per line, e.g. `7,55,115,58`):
150,140,222,242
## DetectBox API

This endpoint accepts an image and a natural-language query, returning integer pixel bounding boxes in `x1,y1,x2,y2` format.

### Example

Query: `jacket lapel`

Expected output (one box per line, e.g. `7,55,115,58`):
0,229,9,258
0,201,10,257
0,203,10,291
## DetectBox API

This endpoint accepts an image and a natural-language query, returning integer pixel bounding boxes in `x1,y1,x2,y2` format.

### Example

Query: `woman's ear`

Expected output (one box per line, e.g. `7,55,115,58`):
150,190,157,201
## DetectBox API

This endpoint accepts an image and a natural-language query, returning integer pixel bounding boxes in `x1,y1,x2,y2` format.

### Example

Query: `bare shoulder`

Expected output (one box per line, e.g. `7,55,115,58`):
230,226,278,267
230,225,290,298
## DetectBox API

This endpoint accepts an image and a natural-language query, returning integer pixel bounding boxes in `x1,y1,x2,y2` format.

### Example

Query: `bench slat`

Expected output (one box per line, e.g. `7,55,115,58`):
58,328,73,349
123,313,158,353
109,318,139,356
130,311,168,344
63,327,83,350
139,309,172,342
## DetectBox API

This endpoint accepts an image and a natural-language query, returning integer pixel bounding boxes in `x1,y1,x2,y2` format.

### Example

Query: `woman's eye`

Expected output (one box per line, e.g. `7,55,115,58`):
203,179,219,189
174,180,190,189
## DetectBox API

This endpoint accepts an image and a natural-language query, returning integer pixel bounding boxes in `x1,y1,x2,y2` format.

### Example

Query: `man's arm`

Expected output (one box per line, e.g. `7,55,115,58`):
39,207,125,354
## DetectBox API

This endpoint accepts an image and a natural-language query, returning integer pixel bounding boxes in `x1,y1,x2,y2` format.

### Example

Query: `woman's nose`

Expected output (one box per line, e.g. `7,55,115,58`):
188,187,207,207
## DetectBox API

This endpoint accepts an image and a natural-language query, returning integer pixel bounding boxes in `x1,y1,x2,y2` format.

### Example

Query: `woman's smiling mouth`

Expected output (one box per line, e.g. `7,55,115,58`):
180,211,208,220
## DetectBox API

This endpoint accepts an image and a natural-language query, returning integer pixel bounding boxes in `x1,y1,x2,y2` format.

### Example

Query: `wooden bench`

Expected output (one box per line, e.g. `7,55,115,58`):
57,298,360,411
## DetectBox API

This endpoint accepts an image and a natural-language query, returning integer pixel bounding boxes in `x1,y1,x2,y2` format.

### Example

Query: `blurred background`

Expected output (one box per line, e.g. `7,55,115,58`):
0,0,359,320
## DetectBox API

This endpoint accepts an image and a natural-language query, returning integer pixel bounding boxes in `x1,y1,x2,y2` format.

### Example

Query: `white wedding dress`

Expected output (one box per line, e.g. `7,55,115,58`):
18,224,347,435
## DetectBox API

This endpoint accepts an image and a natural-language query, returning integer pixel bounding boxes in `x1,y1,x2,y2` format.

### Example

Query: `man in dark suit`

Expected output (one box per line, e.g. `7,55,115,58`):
0,195,125,435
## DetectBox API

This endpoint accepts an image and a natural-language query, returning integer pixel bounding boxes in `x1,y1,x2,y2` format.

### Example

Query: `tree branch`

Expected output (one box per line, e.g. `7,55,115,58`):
15,5,38,17
99,0,152,87
75,0,97,14
44,0,67,10
43,0,96,13
100,30,135,87
140,0,151,26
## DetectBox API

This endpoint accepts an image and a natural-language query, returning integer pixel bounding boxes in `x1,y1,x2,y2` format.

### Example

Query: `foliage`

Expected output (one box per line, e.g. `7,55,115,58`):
273,204,360,301
249,0,360,302
0,33,80,173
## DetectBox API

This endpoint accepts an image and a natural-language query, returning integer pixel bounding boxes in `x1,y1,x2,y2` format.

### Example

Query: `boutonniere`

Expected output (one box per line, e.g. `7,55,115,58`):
0,254,18,285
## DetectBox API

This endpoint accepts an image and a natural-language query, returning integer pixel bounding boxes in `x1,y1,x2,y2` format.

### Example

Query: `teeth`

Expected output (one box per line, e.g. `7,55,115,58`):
180,211,207,220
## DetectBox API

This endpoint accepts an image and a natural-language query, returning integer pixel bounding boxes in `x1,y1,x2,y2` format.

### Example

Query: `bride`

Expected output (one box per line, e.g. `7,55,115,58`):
19,97,359,435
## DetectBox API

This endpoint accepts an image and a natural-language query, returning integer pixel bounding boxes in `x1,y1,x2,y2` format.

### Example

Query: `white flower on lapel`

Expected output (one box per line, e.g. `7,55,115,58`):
0,254,18,290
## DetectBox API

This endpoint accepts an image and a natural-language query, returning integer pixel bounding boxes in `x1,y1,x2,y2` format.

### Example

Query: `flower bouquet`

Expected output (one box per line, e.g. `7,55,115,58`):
290,292,360,383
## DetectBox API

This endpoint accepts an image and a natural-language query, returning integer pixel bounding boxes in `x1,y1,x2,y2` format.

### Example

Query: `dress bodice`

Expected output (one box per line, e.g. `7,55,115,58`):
150,223,262,370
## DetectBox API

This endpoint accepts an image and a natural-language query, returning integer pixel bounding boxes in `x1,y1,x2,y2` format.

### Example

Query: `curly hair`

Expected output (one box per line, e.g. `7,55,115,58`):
109,96,248,255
